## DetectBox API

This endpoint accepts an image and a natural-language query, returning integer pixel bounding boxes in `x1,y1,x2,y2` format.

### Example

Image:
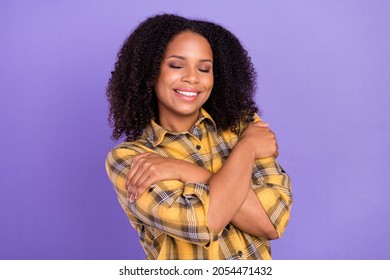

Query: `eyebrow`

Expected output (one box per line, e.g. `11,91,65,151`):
167,55,213,63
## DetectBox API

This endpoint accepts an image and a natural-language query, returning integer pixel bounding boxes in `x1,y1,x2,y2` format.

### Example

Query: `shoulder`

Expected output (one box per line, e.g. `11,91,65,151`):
236,112,262,135
107,140,155,159
215,112,263,143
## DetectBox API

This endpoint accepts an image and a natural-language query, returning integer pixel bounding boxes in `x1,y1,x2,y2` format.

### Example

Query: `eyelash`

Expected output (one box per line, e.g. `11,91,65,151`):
169,65,210,73
169,65,182,69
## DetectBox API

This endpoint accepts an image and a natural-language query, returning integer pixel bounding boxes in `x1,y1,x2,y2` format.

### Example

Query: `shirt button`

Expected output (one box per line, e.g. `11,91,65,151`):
196,145,201,150
237,250,243,257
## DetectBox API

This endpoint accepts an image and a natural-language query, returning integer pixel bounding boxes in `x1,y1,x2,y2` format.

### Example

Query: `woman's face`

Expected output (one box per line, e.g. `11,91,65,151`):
154,31,214,131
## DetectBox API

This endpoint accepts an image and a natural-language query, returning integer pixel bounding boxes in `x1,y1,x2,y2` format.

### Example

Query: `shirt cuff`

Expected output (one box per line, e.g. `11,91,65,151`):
183,182,220,244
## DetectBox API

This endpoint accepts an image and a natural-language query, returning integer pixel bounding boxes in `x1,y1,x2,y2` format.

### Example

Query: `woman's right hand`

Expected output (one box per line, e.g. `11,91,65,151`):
126,153,213,202
126,153,180,201
238,121,279,159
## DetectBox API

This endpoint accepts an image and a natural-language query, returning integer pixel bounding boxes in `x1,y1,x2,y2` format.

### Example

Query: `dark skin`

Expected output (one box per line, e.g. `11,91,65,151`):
126,31,279,239
127,121,279,239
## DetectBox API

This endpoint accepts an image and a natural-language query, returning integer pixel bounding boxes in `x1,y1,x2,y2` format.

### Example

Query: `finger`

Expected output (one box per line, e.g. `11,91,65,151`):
128,153,159,200
131,157,150,185
126,165,138,191
131,153,153,164
128,161,149,201
134,175,156,200
126,161,140,196
126,153,152,190
132,174,150,200
252,121,269,128
126,168,138,202
133,171,158,200
126,159,141,189
126,153,150,186
263,128,276,139
127,159,147,200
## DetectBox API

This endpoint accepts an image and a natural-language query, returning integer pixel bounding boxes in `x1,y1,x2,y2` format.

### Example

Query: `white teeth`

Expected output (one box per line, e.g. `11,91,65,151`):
176,90,198,97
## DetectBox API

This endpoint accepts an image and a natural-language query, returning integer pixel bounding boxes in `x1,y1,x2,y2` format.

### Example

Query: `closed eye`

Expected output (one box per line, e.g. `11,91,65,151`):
169,64,182,69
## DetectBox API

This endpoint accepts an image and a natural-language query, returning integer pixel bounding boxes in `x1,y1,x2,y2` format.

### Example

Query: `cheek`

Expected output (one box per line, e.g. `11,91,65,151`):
206,76,214,91
154,80,162,97
162,66,181,80
155,73,173,93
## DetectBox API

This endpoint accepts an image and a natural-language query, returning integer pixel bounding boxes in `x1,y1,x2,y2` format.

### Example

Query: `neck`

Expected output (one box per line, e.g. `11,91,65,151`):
158,112,200,132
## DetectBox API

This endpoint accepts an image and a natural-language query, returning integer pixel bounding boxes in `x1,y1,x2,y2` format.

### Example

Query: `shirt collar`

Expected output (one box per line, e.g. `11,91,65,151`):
144,108,217,147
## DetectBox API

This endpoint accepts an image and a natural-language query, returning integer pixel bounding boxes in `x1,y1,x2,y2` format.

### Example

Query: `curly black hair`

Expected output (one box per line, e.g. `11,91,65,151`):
107,14,258,141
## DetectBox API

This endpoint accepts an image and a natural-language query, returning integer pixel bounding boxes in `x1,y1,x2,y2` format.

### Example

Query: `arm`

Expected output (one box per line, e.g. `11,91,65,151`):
106,146,216,246
127,153,291,239
107,144,254,243
205,121,282,234
231,189,279,239
125,122,288,238
206,139,255,233
220,117,290,238
230,158,292,239
126,153,212,201
123,138,260,235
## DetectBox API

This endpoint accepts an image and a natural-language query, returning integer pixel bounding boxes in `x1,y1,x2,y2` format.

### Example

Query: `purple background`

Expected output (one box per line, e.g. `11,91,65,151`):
1,0,389,260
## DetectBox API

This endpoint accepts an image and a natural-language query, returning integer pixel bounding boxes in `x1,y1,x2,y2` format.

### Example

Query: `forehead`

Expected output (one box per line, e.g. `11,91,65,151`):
165,31,213,58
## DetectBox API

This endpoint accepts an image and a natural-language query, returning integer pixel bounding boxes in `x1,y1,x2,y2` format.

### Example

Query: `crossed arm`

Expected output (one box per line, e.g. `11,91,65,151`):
123,121,289,239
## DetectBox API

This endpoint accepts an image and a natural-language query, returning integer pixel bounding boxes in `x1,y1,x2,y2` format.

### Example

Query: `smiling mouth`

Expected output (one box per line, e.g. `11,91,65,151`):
175,90,199,97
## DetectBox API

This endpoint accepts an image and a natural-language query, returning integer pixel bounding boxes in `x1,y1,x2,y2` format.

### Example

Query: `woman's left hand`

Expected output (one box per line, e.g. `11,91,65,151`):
126,153,180,202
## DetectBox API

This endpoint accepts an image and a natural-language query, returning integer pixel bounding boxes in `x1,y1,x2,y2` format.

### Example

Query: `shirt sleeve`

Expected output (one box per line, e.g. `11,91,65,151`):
105,145,219,246
251,157,292,237
238,113,292,237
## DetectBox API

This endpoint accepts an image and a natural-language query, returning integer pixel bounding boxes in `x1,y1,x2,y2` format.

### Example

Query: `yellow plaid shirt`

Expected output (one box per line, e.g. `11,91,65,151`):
106,109,292,260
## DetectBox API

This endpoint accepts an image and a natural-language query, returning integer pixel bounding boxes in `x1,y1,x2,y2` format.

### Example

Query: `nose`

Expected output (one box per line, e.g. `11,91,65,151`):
181,67,199,84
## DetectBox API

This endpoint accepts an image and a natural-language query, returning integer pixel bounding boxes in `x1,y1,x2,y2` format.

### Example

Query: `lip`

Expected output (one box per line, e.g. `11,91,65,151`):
173,88,201,100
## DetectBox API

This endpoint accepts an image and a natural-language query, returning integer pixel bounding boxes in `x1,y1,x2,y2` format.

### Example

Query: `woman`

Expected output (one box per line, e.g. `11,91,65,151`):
105,14,292,260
